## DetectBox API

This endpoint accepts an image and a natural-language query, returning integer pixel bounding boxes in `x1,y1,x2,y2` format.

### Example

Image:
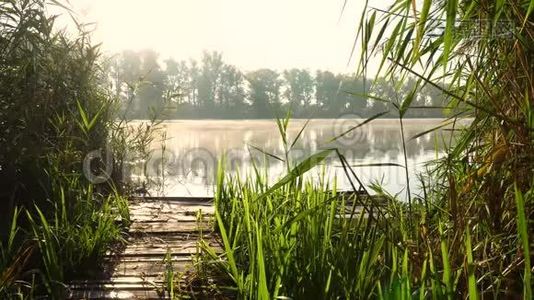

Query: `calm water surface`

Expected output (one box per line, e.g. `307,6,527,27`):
131,119,460,198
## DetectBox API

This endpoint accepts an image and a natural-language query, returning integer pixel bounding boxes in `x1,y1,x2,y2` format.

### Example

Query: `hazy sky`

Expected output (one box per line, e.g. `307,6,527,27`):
59,0,379,73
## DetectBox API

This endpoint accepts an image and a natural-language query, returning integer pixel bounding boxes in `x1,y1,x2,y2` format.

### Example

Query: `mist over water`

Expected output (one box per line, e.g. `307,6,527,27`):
130,118,458,198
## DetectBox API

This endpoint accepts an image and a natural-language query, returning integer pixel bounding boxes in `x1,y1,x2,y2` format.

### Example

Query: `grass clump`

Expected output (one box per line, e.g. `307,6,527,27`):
199,116,389,298
201,117,532,299
207,164,386,299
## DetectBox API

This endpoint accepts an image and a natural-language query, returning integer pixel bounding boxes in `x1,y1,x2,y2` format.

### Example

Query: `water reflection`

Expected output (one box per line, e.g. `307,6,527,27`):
131,119,459,198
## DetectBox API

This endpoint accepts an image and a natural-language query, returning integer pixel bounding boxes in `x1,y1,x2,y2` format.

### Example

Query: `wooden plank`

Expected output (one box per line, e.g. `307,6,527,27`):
68,285,223,300
68,288,223,300
129,210,213,218
129,201,213,209
129,221,212,234
112,260,192,277
113,256,193,263
70,279,164,288
129,207,214,216
125,233,217,243
130,214,212,223
126,233,216,242
70,276,177,286
120,247,221,257
70,276,217,287
129,200,213,208
130,196,214,203
68,289,164,300
123,239,218,249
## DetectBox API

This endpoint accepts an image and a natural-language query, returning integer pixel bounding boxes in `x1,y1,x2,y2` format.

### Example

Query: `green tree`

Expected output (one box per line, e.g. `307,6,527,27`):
368,77,394,115
114,50,142,110
220,64,246,109
335,75,369,115
315,70,342,115
198,51,224,109
164,58,190,105
283,69,315,108
136,49,166,114
246,69,282,117
188,59,200,107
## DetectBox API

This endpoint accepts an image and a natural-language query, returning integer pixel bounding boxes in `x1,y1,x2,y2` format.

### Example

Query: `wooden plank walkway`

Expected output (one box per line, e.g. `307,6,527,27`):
67,197,219,299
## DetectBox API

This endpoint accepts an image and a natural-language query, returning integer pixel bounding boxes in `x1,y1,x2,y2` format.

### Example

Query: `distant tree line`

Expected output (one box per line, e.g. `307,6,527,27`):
109,50,449,119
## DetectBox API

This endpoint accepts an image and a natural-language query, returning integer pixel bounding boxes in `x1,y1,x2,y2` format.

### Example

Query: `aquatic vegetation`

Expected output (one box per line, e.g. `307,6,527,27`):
200,0,534,297
0,1,151,297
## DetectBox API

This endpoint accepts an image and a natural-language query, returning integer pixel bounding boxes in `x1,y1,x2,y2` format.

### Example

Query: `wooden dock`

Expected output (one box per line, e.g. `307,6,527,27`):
66,192,378,299
68,197,219,299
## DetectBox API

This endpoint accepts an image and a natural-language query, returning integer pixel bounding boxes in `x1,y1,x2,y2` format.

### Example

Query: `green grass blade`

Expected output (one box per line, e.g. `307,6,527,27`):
256,228,269,300
439,222,453,299
515,184,532,299
215,208,241,289
257,149,334,201
442,0,457,65
328,112,388,143
464,226,478,300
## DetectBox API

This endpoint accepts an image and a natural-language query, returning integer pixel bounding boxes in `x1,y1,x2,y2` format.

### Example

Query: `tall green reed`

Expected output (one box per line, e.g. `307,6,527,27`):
199,115,393,298
353,0,534,297
202,105,532,299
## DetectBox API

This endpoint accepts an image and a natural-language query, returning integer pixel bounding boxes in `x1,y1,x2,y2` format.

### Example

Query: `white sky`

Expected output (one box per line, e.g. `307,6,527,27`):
57,0,387,73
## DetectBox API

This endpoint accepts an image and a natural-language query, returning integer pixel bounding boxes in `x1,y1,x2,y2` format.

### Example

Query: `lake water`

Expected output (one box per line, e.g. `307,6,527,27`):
131,118,460,198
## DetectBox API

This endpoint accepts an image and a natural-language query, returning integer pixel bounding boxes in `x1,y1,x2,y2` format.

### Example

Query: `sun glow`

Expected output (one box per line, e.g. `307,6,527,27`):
61,0,365,72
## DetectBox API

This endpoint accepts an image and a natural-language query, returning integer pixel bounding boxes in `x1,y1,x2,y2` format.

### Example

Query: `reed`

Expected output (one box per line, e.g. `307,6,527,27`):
201,0,533,297
354,0,534,297
201,3,534,288
0,0,150,297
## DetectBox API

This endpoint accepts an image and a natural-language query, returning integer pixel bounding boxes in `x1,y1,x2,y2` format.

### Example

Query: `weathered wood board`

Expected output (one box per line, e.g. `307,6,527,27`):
67,197,218,299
